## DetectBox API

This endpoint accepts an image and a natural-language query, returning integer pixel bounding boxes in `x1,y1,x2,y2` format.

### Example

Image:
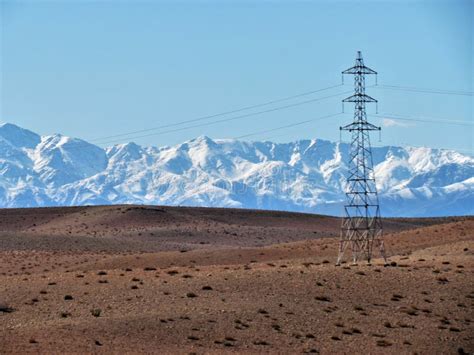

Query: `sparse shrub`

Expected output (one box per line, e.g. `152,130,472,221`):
371,333,385,338
376,340,392,347
315,296,331,302
0,304,14,313
271,324,281,331
402,308,417,316
437,276,449,284
91,309,101,317
60,311,71,318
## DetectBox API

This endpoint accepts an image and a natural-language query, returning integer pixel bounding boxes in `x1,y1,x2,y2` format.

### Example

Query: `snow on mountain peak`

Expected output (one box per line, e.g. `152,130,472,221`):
32,134,107,186
0,123,472,216
107,142,144,162
0,123,41,149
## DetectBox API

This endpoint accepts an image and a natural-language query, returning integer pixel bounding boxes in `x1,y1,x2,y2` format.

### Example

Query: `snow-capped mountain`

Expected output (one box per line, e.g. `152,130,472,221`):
0,122,472,217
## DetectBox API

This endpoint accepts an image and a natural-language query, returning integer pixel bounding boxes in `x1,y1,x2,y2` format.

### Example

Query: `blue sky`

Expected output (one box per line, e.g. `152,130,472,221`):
1,0,472,152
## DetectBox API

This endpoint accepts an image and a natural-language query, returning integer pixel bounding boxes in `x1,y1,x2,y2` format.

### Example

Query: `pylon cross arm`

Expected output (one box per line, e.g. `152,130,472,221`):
340,122,380,131
342,66,377,75
342,93,377,103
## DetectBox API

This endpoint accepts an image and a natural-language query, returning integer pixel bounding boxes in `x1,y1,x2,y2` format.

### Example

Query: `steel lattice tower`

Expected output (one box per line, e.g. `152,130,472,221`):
336,51,387,265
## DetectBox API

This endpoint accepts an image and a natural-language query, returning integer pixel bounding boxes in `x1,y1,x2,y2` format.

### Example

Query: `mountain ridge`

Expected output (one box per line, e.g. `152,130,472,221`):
0,122,472,216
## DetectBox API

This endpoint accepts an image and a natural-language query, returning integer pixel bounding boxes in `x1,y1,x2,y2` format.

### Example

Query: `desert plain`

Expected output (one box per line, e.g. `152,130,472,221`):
0,205,472,354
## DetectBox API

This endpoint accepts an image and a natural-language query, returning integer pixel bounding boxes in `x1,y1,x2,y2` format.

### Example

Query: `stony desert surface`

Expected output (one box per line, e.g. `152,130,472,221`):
0,205,472,354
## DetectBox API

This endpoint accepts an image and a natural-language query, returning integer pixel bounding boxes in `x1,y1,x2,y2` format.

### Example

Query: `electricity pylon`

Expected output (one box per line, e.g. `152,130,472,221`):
336,51,387,265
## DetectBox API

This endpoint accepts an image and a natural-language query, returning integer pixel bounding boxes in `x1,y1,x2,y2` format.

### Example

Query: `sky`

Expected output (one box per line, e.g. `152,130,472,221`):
1,0,473,152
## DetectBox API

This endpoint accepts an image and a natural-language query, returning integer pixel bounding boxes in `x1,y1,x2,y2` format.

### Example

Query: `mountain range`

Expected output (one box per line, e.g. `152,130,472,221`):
0,122,472,217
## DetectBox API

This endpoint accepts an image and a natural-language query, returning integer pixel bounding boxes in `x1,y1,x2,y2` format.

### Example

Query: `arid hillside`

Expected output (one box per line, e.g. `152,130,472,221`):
0,206,472,354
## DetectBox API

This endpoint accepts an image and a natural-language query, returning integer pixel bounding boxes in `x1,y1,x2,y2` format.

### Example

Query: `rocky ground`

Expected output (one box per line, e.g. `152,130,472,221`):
0,205,472,354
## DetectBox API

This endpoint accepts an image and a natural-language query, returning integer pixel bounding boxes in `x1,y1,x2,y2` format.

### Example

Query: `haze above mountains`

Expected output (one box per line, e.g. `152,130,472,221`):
0,123,472,217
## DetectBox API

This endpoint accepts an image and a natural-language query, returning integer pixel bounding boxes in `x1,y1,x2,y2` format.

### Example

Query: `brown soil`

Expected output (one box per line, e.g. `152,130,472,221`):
0,205,472,354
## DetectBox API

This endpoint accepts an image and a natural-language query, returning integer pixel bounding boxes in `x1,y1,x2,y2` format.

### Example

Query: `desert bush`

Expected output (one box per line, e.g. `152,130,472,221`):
91,309,101,317
315,296,331,302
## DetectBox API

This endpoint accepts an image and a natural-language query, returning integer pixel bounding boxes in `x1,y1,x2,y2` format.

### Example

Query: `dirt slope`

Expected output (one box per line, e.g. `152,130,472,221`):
0,206,472,354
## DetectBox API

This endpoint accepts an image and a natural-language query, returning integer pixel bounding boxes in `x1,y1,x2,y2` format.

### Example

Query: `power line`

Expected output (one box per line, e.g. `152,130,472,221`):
374,84,473,97
372,142,474,154
235,112,342,139
369,112,474,126
88,81,470,146
95,90,352,146
90,83,343,143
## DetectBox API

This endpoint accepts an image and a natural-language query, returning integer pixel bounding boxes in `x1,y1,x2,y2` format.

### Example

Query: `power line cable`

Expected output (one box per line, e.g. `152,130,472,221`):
95,90,352,146
371,142,474,154
374,84,473,96
90,83,344,143
234,112,342,139
369,112,474,126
